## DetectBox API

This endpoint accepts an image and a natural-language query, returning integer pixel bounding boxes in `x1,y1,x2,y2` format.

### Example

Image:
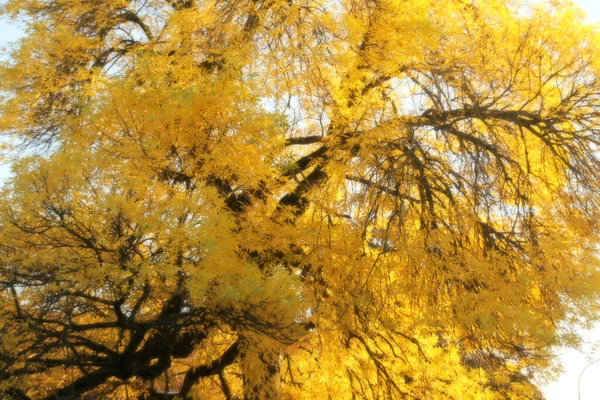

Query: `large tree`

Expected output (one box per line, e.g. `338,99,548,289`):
1,0,600,398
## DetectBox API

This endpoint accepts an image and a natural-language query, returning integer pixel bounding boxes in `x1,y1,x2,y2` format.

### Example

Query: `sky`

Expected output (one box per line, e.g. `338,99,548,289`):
1,1,600,399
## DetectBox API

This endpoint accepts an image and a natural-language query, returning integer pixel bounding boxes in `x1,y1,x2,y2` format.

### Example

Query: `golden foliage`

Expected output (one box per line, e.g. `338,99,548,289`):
1,0,600,398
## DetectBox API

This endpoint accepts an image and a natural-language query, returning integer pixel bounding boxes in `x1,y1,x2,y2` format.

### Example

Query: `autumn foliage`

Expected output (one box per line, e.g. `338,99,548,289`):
1,0,600,398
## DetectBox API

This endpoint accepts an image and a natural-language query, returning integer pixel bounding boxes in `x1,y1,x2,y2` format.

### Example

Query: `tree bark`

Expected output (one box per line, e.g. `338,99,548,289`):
239,334,281,400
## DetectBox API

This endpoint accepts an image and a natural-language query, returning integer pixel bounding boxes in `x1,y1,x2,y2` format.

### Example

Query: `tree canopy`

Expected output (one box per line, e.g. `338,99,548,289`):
1,0,600,398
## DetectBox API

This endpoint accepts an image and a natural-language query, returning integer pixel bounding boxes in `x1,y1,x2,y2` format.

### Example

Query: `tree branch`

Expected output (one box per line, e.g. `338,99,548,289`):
178,340,241,398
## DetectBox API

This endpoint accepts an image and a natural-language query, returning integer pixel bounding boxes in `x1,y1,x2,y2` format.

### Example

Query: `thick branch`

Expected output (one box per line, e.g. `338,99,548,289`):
118,10,154,41
284,136,323,146
42,368,113,400
178,340,241,398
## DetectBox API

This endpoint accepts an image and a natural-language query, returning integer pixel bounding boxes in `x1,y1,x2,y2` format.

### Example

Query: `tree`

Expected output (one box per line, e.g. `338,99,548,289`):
1,0,600,398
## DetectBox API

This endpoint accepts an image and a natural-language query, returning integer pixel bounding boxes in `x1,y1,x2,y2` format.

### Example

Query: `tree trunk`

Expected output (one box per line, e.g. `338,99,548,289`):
239,334,281,400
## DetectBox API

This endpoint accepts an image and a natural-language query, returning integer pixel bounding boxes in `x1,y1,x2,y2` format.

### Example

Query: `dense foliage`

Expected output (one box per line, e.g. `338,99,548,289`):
1,0,600,398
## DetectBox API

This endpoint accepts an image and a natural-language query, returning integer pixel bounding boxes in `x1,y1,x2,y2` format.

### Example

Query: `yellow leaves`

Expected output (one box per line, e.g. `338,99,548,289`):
2,0,600,398
286,327,501,399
